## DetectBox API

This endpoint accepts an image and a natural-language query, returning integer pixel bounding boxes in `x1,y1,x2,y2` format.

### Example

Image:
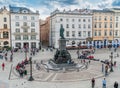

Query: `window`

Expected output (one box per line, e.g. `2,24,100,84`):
94,30,97,36
115,30,118,36
88,24,91,29
104,30,107,36
3,32,8,38
83,31,86,37
116,22,118,28
88,31,91,37
31,22,35,27
83,19,86,22
78,31,81,37
31,16,35,20
16,28,20,33
94,16,97,20
72,19,74,22
66,24,69,28
60,18,63,21
99,16,101,21
88,19,90,22
4,24,7,29
31,29,35,32
66,31,69,37
31,35,36,40
23,35,28,40
104,23,107,28
66,19,69,22
110,16,112,21
116,17,118,21
104,16,107,21
23,29,28,33
23,22,27,26
78,19,81,22
83,24,86,29
78,24,81,28
31,42,36,48
23,16,27,20
110,30,112,36
94,24,97,28
15,35,21,40
15,16,19,19
15,43,21,48
98,30,101,36
72,31,75,37
99,23,101,28
16,22,19,26
4,17,7,22
72,24,75,28
110,22,112,28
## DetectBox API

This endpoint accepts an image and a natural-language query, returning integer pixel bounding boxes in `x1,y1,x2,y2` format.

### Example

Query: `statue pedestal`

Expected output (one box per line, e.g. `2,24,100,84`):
59,39,66,50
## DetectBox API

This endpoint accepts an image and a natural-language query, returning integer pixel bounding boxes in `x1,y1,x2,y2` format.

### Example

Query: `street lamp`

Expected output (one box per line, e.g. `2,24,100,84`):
110,52,113,72
28,57,34,81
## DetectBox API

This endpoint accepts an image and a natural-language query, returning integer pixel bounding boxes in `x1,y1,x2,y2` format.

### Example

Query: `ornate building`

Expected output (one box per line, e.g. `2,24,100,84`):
50,9,93,48
10,6,40,49
93,9,114,42
0,6,10,49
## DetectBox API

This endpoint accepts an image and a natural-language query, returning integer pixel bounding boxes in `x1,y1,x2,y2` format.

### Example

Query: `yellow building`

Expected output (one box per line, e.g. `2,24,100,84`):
93,9,114,42
0,7,10,49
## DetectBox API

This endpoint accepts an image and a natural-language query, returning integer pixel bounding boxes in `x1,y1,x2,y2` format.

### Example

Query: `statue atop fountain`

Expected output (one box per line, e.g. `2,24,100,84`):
53,25,72,64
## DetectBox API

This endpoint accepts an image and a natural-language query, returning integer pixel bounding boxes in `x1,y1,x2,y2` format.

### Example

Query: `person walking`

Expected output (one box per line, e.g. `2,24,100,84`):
91,78,95,88
114,81,118,88
102,78,106,88
2,62,5,71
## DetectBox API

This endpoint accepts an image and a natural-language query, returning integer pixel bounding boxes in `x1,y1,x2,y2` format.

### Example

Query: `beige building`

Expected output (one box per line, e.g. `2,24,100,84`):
0,6,10,49
40,17,50,46
110,8,120,41
93,9,114,42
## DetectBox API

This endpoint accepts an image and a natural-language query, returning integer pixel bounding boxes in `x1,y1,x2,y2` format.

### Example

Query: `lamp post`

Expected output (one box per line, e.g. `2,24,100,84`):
110,52,113,72
28,57,34,81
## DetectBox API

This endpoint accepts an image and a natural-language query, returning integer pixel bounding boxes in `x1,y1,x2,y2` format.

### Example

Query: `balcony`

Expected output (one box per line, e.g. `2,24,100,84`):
13,32,38,35
21,25,30,29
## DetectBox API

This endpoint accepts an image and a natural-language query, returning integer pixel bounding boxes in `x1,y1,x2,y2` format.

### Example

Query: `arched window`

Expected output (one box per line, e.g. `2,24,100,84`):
4,41,9,45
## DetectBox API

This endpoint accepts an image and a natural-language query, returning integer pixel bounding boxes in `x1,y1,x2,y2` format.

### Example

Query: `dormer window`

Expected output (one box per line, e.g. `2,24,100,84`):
22,10,28,13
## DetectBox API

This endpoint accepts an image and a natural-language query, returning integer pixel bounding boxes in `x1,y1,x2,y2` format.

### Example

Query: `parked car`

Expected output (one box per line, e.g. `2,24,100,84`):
79,55,87,59
87,55,94,59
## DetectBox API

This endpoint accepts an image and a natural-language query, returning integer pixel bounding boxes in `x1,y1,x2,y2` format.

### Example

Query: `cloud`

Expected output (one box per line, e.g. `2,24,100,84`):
0,0,118,20
97,0,113,8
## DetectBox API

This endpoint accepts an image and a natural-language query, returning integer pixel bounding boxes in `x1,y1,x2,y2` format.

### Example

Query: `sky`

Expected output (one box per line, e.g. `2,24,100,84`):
0,0,120,20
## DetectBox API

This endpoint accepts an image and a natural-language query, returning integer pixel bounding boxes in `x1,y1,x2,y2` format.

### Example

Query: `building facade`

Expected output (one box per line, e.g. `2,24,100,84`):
0,6,10,49
93,9,114,42
50,9,93,48
110,8,120,41
10,6,40,49
40,17,50,46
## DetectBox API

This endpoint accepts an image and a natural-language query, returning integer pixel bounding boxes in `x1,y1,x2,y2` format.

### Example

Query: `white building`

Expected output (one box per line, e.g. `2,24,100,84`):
50,9,93,48
110,8,120,41
10,6,40,49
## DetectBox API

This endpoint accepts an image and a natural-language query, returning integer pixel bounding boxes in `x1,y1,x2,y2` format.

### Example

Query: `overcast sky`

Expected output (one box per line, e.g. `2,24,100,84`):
0,0,120,19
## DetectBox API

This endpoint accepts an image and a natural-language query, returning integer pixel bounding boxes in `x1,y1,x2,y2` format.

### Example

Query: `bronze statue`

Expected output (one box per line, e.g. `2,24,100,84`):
60,25,64,39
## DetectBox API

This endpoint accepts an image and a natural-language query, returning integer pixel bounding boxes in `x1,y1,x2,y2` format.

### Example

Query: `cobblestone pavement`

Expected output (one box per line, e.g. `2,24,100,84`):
0,48,120,88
